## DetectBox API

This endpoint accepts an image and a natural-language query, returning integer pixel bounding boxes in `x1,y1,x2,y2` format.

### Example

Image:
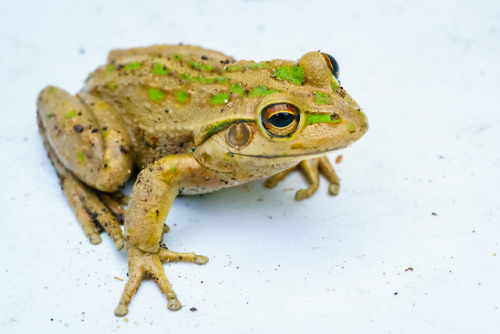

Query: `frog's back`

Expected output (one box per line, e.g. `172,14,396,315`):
82,44,297,168
107,44,236,65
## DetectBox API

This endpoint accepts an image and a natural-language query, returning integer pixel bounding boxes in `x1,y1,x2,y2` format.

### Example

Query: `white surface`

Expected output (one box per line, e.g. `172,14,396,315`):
1,0,499,333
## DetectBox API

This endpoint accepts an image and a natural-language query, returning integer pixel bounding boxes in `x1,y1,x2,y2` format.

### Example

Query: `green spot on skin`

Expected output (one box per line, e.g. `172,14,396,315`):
216,76,228,83
315,92,332,105
105,64,115,73
180,72,193,81
187,61,213,72
200,64,214,72
108,81,116,90
169,166,177,172
197,76,216,83
249,86,279,97
123,62,142,71
306,112,341,125
152,63,169,75
347,123,356,133
148,89,165,103
331,80,338,92
189,61,202,70
172,54,182,61
226,64,245,72
249,61,269,70
65,110,77,119
45,114,53,119
230,83,247,96
175,89,189,103
210,93,229,105
76,152,84,163
274,66,304,85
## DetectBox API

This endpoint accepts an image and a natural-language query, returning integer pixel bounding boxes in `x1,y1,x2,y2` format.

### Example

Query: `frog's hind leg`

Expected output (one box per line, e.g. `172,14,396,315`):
264,156,340,200
37,86,134,249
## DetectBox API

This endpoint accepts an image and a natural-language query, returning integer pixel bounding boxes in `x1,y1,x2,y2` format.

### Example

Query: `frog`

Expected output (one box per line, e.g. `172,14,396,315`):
36,44,368,317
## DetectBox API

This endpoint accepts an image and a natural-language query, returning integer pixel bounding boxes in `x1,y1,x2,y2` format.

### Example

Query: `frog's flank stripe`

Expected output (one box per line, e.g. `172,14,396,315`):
306,112,341,125
230,83,247,97
65,110,77,119
210,93,229,105
314,92,332,105
202,119,255,142
123,62,142,71
273,65,304,85
152,63,169,75
175,89,189,103
148,89,165,103
249,86,279,97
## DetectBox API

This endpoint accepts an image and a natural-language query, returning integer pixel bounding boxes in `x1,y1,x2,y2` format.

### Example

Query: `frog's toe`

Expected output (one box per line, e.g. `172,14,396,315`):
168,298,182,311
264,167,297,189
114,304,129,317
328,183,340,196
88,233,102,245
318,156,340,197
158,247,209,265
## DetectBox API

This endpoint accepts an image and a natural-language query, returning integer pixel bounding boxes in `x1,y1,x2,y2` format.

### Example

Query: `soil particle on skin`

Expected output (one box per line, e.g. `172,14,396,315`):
335,155,343,163
73,124,84,133
190,307,198,312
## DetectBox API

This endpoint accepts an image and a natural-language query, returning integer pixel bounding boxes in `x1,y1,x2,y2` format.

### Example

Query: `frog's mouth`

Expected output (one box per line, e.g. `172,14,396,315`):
228,145,347,160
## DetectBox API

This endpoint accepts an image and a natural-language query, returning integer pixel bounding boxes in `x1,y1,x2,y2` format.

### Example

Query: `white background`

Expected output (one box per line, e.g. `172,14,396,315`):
1,0,499,333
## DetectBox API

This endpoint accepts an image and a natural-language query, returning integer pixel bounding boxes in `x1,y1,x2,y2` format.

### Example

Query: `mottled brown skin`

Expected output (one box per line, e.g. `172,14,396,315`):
36,44,368,316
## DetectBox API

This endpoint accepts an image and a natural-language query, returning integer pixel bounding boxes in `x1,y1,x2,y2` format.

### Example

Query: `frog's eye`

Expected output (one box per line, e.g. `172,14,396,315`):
321,53,340,79
261,103,300,137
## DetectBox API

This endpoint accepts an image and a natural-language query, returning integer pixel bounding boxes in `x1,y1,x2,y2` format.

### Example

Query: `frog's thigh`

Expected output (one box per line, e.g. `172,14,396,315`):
37,86,133,192
38,114,125,249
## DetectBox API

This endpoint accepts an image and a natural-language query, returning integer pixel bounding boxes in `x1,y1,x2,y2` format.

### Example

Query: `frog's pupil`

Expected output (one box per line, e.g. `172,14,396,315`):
270,112,295,128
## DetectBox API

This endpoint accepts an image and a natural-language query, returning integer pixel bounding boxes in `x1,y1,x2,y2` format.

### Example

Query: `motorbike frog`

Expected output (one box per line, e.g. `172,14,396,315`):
37,44,368,316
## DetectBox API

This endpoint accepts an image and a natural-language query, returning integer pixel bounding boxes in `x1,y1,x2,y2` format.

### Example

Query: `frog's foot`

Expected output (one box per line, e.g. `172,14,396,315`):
63,173,125,250
114,246,208,317
264,156,340,200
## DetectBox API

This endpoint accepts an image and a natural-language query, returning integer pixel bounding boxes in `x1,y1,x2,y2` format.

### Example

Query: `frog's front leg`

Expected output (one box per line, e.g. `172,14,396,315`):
264,156,340,200
115,153,225,317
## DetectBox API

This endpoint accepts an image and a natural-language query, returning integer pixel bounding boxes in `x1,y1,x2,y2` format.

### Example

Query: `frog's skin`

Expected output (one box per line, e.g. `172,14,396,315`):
36,44,368,316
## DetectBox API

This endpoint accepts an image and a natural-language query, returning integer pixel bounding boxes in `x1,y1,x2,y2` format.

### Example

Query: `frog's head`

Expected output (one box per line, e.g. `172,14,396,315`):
193,51,368,181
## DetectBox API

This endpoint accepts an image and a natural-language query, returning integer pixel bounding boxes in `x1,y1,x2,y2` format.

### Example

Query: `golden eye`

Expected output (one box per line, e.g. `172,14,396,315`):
261,103,300,137
321,53,340,79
